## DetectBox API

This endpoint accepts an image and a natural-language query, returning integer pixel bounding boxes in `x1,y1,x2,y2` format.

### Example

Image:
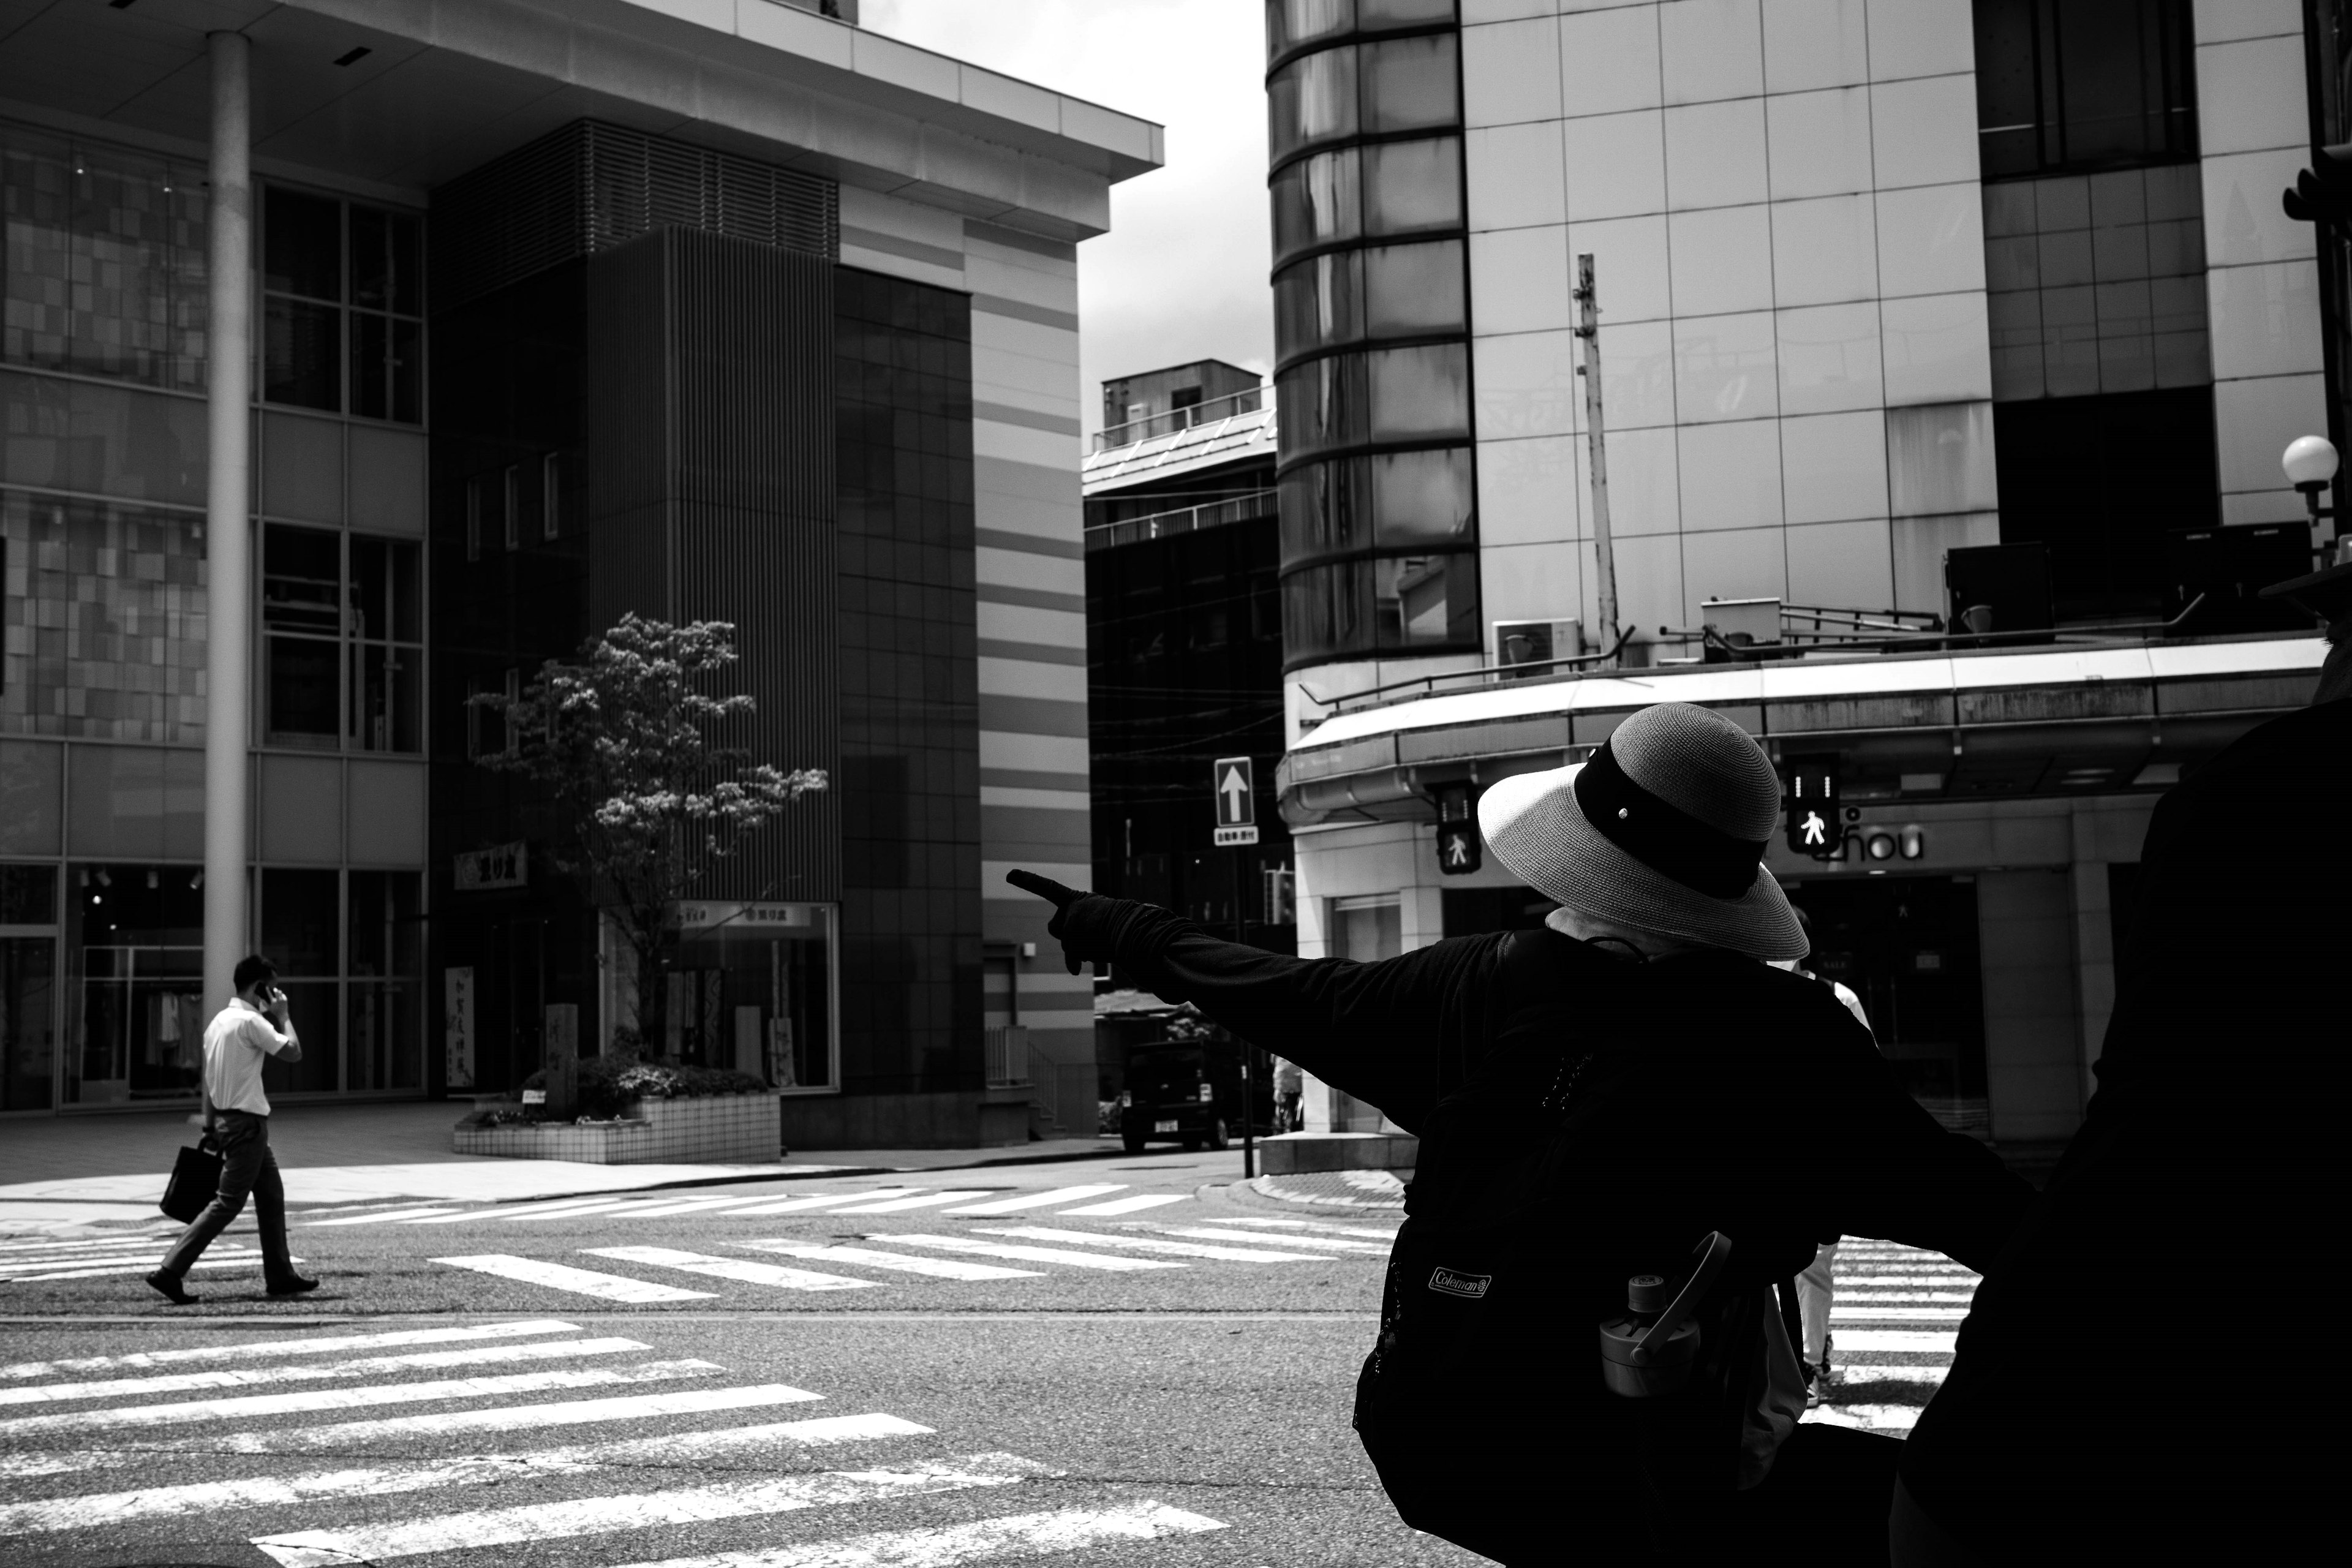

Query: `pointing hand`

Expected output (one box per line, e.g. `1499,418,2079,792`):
1004,870,1095,974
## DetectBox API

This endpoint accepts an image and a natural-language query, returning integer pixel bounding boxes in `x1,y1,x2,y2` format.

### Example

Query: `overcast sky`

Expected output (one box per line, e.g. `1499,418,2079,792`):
862,1,1272,435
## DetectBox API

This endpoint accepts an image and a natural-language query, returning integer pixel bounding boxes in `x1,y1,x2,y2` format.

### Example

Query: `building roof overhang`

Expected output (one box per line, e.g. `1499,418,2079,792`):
0,0,1161,236
1082,405,1278,494
1280,635,2330,826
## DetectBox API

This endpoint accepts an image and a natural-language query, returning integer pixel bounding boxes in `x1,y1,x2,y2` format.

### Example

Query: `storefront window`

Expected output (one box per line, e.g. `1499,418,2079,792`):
261,184,424,423
1,863,56,1112
1281,447,1474,564
260,867,340,1094
346,870,422,1091
62,862,202,1105
0,122,208,392
1376,551,1477,647
262,524,423,753
1266,0,1458,61
668,904,838,1090
1,491,208,745
1269,35,1460,161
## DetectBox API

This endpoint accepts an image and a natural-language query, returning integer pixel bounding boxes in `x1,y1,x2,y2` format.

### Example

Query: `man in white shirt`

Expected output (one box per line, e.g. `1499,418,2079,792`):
148,954,317,1304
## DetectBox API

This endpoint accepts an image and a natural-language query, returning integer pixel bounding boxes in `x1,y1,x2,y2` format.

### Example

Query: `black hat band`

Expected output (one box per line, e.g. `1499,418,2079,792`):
1572,740,1768,900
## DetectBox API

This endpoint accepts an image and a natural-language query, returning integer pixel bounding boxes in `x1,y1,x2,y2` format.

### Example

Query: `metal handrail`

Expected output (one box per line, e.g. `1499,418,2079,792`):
1298,625,1638,718
1299,598,2223,725
1093,387,1265,451
1084,489,1277,551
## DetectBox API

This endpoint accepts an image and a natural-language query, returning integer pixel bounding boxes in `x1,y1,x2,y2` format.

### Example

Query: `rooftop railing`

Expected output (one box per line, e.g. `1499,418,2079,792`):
1084,488,1277,552
1093,386,1265,451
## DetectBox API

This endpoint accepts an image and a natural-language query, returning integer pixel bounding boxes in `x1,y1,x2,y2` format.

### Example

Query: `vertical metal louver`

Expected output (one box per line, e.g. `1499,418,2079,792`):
432,121,838,311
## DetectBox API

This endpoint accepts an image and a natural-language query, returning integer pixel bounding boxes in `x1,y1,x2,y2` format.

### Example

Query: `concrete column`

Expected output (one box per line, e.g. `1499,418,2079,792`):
202,31,253,1017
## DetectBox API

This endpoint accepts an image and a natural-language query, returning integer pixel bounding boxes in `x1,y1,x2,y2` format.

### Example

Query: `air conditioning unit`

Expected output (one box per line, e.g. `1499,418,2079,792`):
1491,618,1581,679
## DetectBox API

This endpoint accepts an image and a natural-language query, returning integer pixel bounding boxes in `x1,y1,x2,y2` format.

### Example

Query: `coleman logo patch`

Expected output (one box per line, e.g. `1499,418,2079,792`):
1428,1267,1491,1299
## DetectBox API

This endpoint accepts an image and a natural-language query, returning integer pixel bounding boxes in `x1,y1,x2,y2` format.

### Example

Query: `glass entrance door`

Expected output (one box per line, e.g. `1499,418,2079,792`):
1,937,56,1112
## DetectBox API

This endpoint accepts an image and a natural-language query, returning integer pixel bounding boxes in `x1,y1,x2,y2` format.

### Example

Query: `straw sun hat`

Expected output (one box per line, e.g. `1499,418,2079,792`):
1476,701,1806,961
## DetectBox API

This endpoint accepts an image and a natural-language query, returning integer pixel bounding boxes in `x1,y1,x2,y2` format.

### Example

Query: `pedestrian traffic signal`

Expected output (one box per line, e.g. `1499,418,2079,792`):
1434,782,1480,875
1784,755,1840,856
1436,822,1482,875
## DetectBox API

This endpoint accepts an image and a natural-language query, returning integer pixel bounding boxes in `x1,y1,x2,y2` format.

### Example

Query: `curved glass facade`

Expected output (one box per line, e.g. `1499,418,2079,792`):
1265,0,1474,672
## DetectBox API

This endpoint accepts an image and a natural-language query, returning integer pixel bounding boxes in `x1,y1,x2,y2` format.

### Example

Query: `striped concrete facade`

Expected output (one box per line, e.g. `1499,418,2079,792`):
838,187,1098,1133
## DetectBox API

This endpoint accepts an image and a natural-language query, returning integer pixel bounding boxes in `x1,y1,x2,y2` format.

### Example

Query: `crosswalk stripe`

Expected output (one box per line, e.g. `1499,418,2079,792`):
302,1207,461,1226
1215,1218,1401,1240
1833,1362,1949,1384
1839,1291,1976,1302
2,1320,581,1382
8,1251,279,1283
1816,1402,1920,1431
468,1198,647,1224
0,1412,935,1534
247,1452,1051,1568
604,1499,1229,1568
872,1234,1185,1272
0,1359,724,1437
937,1185,1125,1215
434,1253,718,1302
584,1246,878,1292
739,1242,1042,1281
1831,1307,1969,1321
1159,1226,1388,1254
0,1235,178,1257
0,1370,778,1464
1840,1275,1978,1286
720,1191,919,1216
1829,1329,1956,1352
205,1374,809,1451
0,1335,647,1406
825,1190,994,1215
1057,1194,1189,1216
975,1227,1325,1264
608,1195,775,1219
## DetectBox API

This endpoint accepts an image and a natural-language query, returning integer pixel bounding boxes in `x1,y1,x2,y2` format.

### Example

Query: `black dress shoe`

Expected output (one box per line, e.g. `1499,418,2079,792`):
146,1270,198,1305
266,1274,320,1297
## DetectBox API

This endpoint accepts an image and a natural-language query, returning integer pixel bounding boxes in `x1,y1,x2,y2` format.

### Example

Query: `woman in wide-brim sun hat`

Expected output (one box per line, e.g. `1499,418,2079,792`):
1004,699,2029,1564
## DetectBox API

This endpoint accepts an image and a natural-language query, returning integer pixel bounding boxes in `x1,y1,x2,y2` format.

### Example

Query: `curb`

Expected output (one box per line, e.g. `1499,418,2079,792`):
1242,1171,1408,1212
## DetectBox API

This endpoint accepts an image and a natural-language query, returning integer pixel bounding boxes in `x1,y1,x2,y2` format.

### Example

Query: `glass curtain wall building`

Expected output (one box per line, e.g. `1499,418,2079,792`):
2,118,430,1112
1267,1,1481,671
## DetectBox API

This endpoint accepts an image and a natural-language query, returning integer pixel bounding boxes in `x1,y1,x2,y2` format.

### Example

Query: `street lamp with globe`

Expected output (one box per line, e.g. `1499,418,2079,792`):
2283,435,2352,567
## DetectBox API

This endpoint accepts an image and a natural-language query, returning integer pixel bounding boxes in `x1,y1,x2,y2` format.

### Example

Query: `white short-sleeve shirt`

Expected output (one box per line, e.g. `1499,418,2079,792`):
203,997,294,1116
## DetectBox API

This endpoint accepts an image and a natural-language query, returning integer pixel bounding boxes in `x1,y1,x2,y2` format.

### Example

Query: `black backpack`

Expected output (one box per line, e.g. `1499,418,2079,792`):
1351,948,1802,1564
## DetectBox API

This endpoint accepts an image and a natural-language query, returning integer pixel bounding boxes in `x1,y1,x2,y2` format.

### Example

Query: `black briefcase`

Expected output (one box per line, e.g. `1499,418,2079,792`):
160,1137,222,1224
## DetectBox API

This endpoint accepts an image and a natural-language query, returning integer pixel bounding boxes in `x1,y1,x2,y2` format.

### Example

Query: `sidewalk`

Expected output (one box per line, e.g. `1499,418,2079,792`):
0,1099,1129,1219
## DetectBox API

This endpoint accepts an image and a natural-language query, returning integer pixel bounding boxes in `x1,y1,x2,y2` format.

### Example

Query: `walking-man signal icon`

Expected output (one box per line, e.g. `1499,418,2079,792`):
1784,755,1841,855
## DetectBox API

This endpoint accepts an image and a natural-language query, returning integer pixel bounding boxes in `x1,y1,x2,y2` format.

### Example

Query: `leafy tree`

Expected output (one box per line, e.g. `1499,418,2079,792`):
470,615,826,1056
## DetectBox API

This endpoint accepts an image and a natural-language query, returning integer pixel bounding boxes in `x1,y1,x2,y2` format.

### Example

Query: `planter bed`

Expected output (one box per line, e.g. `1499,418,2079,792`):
453,1090,781,1164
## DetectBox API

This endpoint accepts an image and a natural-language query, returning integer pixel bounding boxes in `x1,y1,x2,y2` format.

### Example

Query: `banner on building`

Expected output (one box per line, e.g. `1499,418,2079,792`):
444,967,475,1089
454,842,528,891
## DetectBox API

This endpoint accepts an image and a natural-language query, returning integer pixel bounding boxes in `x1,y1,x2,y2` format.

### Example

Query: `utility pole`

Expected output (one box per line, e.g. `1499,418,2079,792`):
1574,254,1620,665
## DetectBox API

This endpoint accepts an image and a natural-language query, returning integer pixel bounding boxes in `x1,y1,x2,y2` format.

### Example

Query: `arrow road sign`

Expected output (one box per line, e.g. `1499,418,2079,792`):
1213,756,1259,846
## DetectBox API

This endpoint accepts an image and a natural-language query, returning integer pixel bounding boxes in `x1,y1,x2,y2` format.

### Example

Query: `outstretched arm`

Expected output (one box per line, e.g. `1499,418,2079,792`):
1006,872,1501,1131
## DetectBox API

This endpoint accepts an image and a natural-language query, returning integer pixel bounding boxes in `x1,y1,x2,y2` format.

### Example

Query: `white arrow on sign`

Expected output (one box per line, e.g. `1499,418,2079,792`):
1219,765,1250,824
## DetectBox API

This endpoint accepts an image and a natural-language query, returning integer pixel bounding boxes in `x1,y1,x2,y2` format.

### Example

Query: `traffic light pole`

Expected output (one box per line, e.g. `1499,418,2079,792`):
1575,254,1621,666
1235,843,1254,1181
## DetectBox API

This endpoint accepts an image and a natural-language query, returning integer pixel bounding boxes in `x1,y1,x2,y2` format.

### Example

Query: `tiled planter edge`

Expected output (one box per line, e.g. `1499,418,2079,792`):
451,1091,782,1164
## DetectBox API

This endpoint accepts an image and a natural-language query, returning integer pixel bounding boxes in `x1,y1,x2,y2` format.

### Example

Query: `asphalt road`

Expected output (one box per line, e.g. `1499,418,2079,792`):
0,1151,1490,1568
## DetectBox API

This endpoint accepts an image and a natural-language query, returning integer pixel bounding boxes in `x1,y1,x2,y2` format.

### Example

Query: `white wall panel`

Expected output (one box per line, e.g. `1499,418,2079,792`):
1765,86,1878,200
1658,0,1763,106
1667,203,1774,315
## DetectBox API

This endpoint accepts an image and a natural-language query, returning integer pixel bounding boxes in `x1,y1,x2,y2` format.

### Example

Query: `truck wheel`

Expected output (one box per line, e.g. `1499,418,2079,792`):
1208,1117,1229,1151
1122,1131,1147,1155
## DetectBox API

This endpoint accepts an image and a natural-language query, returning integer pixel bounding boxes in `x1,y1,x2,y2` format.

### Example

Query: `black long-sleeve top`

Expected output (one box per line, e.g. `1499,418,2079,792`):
1072,897,2031,1286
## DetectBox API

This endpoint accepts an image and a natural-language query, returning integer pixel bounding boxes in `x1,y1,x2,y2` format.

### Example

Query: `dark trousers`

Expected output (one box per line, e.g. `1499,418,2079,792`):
159,1109,292,1281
